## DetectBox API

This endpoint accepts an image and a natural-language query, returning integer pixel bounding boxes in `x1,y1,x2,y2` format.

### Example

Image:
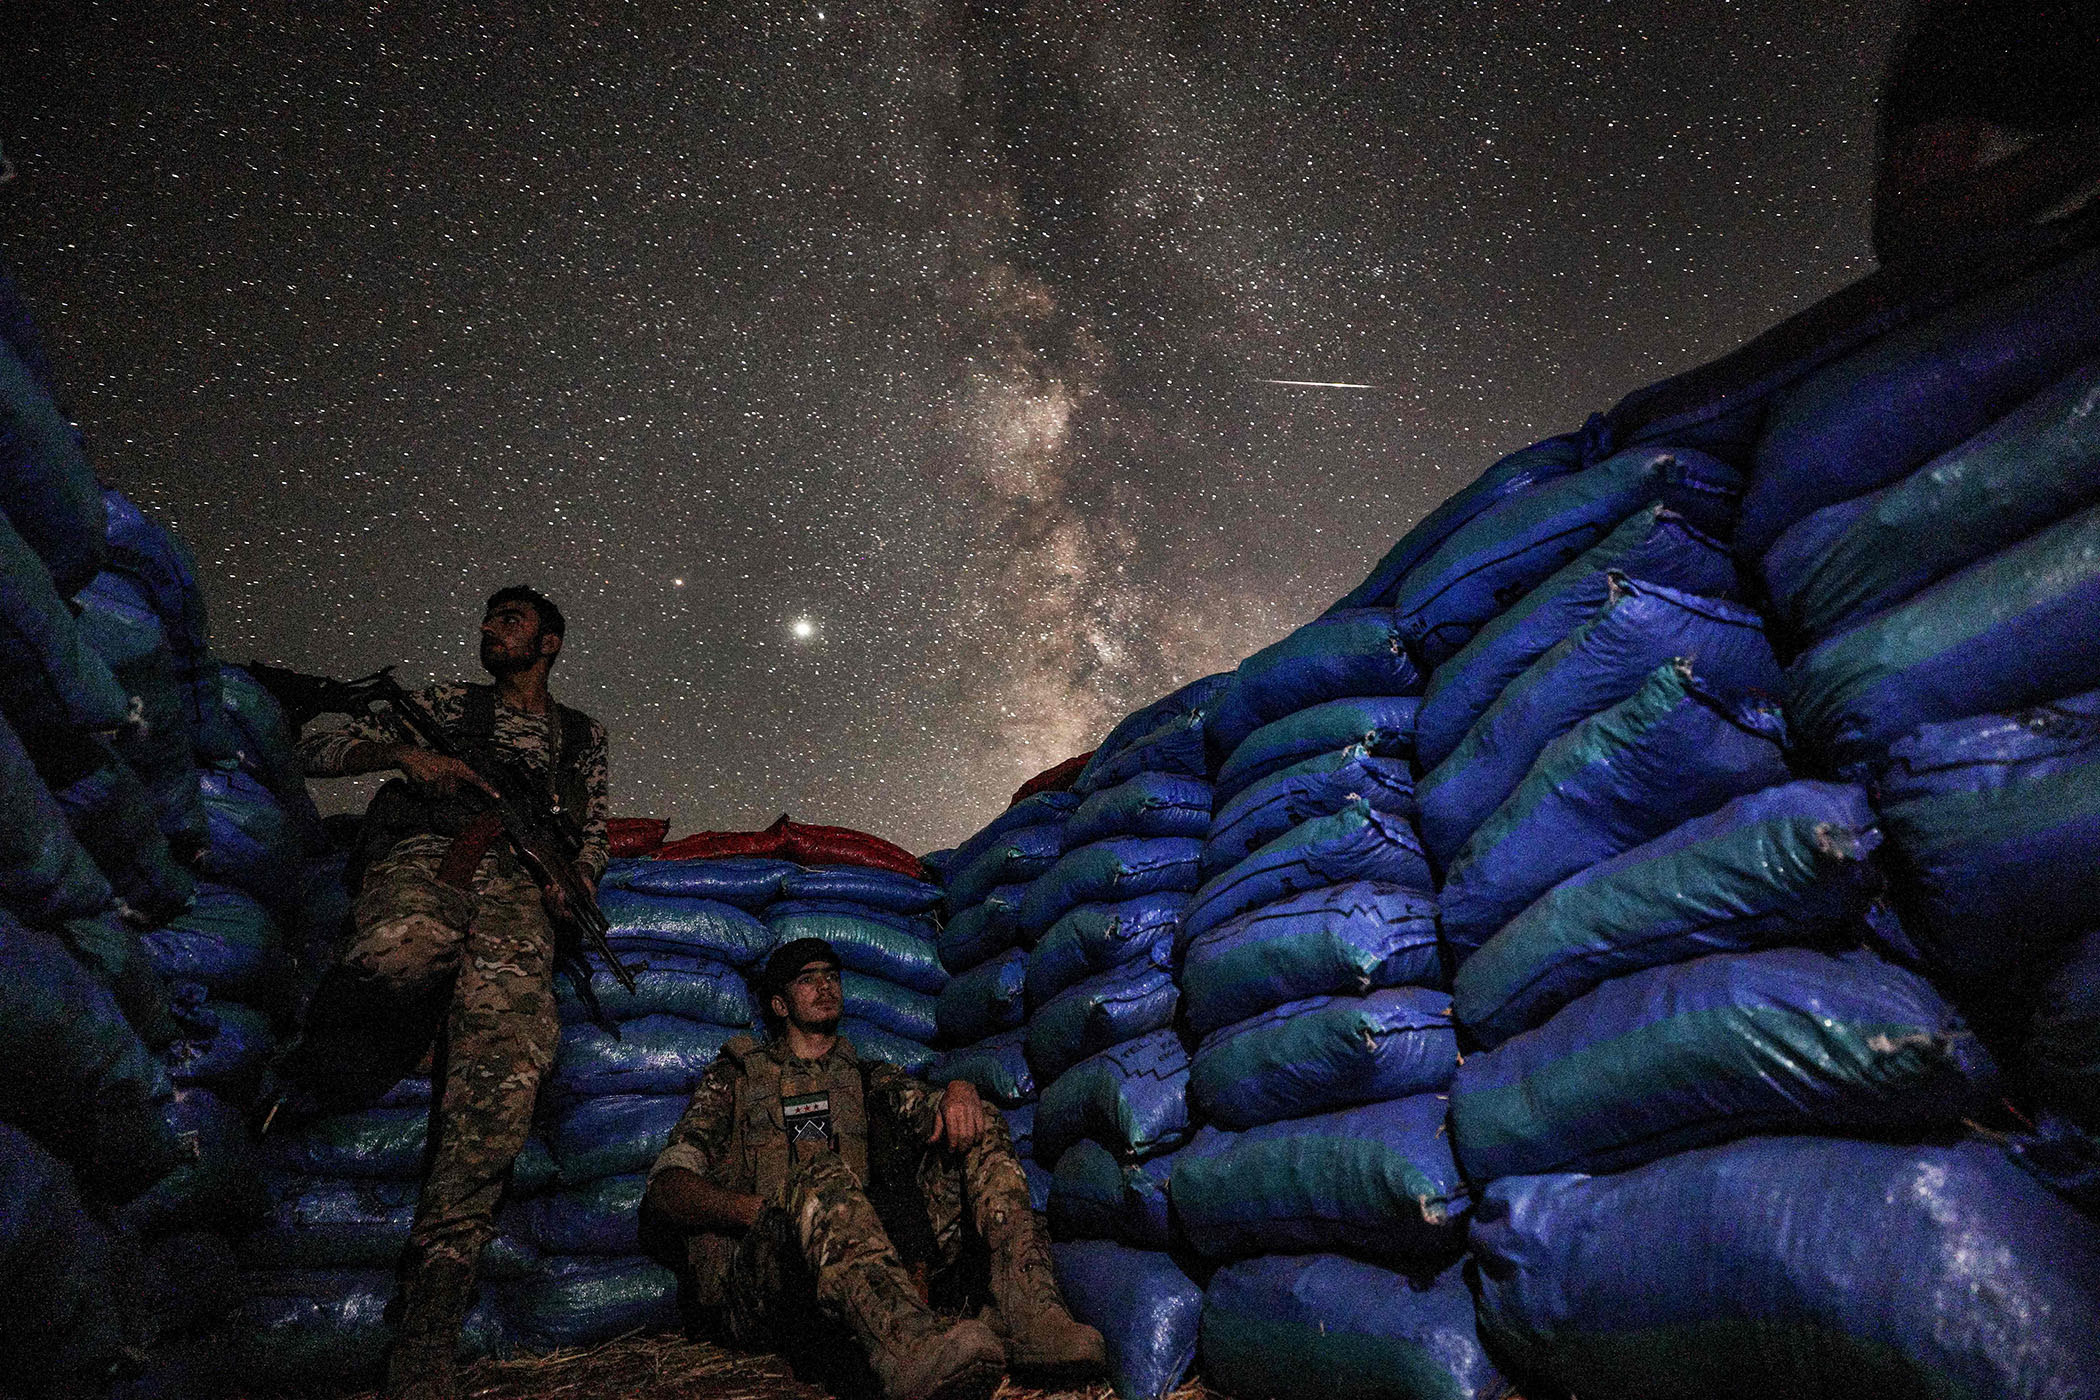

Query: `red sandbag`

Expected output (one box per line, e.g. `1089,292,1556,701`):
654,815,925,880
1013,753,1094,806
606,818,669,857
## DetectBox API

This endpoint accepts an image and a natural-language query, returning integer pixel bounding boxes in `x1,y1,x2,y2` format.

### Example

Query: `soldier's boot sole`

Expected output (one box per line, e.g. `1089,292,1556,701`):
1003,1315,1109,1390
882,1317,1007,1400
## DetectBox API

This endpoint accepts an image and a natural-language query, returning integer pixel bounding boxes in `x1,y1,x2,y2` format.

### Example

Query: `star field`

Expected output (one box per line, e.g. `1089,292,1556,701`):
1,1,1908,850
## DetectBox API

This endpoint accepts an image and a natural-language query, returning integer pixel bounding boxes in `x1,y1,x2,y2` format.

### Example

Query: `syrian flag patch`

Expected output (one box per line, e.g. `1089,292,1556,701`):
783,1091,834,1147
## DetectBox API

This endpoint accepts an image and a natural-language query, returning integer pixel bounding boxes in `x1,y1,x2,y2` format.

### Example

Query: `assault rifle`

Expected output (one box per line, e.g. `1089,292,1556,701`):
247,662,637,1018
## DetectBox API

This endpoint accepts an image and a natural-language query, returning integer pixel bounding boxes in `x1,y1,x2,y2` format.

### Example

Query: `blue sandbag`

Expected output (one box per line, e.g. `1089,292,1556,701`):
228,1268,512,1385
1869,691,2100,983
931,1028,1036,1107
2031,926,2100,1129
1066,772,1213,846
599,888,771,966
1206,610,1423,760
556,951,753,1027
259,1106,430,1182
240,1175,538,1277
600,856,795,909
165,991,274,1097
1027,892,1186,1011
0,510,129,741
1438,663,1791,962
1050,1241,1203,1400
1329,432,1586,612
1027,942,1178,1084
1023,1158,1053,1211
102,487,226,756
1182,799,1430,948
946,791,1081,878
1180,882,1444,1038
946,820,1067,911
1073,711,1211,795
76,573,207,847
0,335,106,594
1785,504,2100,772
142,883,289,1005
937,883,1028,975
196,768,301,907
835,971,937,1043
1203,743,1416,876
1762,358,2100,648
1169,1093,1465,1264
1048,1140,1178,1250
1739,241,2100,560
505,1255,680,1353
1454,782,1884,1047
1415,503,1738,770
764,906,945,994
1470,1135,2100,1400
935,947,1028,1045
112,1086,269,1238
780,863,942,915
1418,575,1780,869
0,1121,136,1398
1201,1255,1507,1400
1033,1030,1191,1166
1396,445,1741,667
214,663,325,845
1019,836,1204,937
1214,695,1420,805
550,1094,688,1184
0,704,112,924
1450,947,1996,1183
521,1174,645,1256
48,735,195,924
842,1019,937,1075
1076,674,1234,792
551,1015,740,1100
1006,1102,1037,1162
1189,988,1457,1131
919,847,957,882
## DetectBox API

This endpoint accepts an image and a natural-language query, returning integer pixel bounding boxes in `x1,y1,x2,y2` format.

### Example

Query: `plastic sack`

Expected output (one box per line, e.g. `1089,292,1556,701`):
1073,711,1210,795
520,1174,645,1256
1019,837,1205,937
1076,673,1234,793
937,884,1027,975
0,1121,137,1399
0,705,112,924
1415,504,1738,770
946,820,1067,911
76,573,206,847
0,509,128,744
556,950,753,1028
1169,1093,1465,1264
164,992,274,1098
46,734,195,925
214,663,316,824
599,888,771,966
931,1028,1036,1107
1214,695,1419,806
1182,799,1430,949
1047,1140,1177,1250
602,855,794,909
1206,609,1423,759
1050,1241,1202,1400
841,1019,937,1075
1013,751,1092,804
1033,1030,1191,1166
505,1255,680,1353
260,1106,429,1182
551,1014,740,1100
0,334,107,594
227,1268,511,1386
780,863,942,915
1417,575,1780,869
765,906,945,995
1450,947,1996,1183
550,1093,688,1184
2031,926,2100,1129
112,1087,269,1238
1181,882,1444,1038
241,1174,538,1277
934,947,1028,1046
1763,357,2100,647
1200,1255,1507,1400
1438,663,1791,962
605,817,668,856
1066,772,1213,846
1189,988,1458,1131
656,815,925,880
946,790,1080,879
1027,891,1185,1011
101,488,228,760
1203,743,1416,876
196,768,301,907
1395,445,1741,667
1869,691,2100,983
1470,1136,2100,1400
835,971,938,1044
141,883,290,1006
1784,503,2100,772
1026,942,1178,1085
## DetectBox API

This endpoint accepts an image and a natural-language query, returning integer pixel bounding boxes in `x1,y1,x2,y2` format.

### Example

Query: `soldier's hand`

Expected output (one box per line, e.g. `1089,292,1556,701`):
931,1080,986,1151
395,746,497,799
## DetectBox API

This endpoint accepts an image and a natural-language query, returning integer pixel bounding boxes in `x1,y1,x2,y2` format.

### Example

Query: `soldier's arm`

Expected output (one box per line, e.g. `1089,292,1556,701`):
645,1059,762,1231
575,718,611,887
297,685,491,796
866,1060,987,1149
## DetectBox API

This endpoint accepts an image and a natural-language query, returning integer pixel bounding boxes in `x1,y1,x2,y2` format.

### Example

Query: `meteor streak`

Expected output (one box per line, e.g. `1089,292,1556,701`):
1256,378,1381,390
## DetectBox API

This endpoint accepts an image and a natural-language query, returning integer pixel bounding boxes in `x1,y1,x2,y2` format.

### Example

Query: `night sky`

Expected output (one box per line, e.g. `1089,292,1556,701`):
2,1,1908,852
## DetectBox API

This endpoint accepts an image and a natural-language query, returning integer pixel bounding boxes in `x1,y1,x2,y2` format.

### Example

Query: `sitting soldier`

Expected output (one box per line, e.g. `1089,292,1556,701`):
644,937,1106,1400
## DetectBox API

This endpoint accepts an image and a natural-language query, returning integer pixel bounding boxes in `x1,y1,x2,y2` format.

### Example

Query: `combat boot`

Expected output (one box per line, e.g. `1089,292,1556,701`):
836,1259,1007,1400
983,1206,1106,1385
381,1251,474,1400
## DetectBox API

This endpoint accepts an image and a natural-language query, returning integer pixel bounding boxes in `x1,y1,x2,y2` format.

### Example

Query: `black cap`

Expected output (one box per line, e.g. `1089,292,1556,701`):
760,937,842,1001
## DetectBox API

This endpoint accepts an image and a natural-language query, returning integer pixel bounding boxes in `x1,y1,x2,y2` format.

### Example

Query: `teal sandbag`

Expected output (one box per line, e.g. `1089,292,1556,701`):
164,990,274,1100
1189,988,1457,1131
1182,799,1430,948
836,971,936,1043
47,734,195,924
556,950,752,1028
600,856,794,910
519,1174,645,1256
1418,575,1780,870
215,664,324,842
101,488,229,758
779,863,942,915
1415,503,1738,770
1019,837,1204,938
1438,663,1791,965
931,1028,1036,1107
1470,1136,2100,1400
1073,673,1234,796
765,905,945,994
110,1086,268,1238
2031,927,2100,1129
227,1268,512,1387
1047,1140,1177,1250
505,1255,679,1353
61,909,181,1048
197,767,301,907
1200,1255,1508,1400
945,820,1066,911
1739,241,2100,560
1328,432,1586,613
141,882,290,1007
1449,947,1996,1184
1395,445,1742,667
937,883,1028,974
842,1018,937,1075
598,888,770,966
935,946,1028,1045
1455,782,1883,1048
264,1105,558,1189
1050,1240,1203,1400
1026,941,1178,1084
1180,882,1443,1038
1205,609,1423,761
1073,711,1211,795
240,1174,538,1277
1762,357,2100,648
1033,1030,1190,1166
945,791,1080,878
1203,743,1416,876
0,336,106,594
0,1122,140,1399
1169,1093,1465,1264
75,572,206,847
1784,504,2100,773
1214,695,1419,806
550,1093,687,1184
1869,690,2100,984
0,509,128,741
552,1014,740,1100
0,703,112,924
1026,892,1186,1010
1066,772,1213,846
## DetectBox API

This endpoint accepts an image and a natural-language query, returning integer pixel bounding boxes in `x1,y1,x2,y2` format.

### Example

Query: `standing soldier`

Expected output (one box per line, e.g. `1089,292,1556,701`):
645,938,1107,1400
288,586,610,1400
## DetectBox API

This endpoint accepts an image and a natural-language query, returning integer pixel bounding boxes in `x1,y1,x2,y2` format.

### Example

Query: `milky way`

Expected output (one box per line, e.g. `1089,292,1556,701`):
1,1,1907,850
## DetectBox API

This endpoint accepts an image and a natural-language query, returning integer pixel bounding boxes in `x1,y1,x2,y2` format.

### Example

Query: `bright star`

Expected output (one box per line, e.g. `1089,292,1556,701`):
672,578,685,587
791,617,817,640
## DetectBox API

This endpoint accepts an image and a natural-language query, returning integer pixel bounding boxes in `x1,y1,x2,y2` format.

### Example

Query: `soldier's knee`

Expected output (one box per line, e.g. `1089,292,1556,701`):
341,913,463,986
